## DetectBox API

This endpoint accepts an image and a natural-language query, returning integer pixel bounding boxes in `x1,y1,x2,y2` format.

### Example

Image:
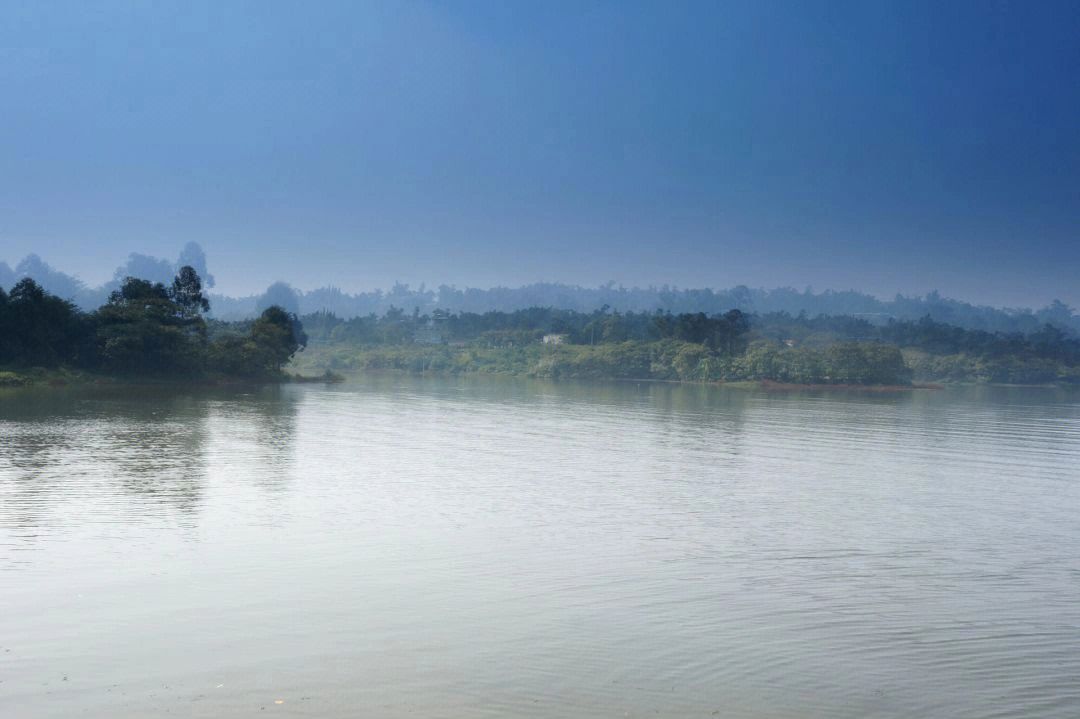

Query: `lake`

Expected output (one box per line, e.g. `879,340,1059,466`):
2,377,1080,718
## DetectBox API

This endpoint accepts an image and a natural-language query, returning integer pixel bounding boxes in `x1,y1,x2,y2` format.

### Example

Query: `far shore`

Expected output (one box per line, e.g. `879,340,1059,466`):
5,366,1075,394
0,368,343,390
757,379,944,393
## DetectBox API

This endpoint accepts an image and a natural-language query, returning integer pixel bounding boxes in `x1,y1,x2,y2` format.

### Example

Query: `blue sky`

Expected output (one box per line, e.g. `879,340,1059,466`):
2,1,1078,306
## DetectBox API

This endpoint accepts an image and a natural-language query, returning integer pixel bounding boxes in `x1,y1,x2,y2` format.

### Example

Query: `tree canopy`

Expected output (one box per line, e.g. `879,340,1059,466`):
1,267,304,379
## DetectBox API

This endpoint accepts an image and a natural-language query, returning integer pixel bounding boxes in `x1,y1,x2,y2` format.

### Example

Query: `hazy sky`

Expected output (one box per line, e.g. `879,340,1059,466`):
2,1,1078,306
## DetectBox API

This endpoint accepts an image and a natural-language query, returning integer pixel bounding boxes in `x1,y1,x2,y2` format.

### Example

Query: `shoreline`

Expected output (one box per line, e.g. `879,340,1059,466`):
0,368,343,390
757,379,943,393
4,366,1074,393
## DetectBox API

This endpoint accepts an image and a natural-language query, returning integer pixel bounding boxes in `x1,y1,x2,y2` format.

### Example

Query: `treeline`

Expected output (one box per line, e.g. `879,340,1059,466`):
294,307,912,386
293,306,1080,385
292,338,912,386
0,269,305,380
6,246,1078,335
307,336,1074,386
302,307,751,350
752,312,1080,383
755,312,1080,359
9,278,1077,385
303,307,1080,365
216,283,1080,335
6,251,1079,385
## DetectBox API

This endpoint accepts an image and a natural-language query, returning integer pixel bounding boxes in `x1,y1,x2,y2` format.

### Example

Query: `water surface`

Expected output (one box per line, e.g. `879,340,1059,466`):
2,378,1079,717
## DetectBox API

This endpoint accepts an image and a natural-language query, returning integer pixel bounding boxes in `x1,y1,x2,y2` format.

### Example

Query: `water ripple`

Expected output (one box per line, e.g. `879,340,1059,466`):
2,380,1080,717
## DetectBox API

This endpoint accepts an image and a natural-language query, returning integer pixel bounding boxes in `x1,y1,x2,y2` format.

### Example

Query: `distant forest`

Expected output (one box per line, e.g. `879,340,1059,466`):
6,260,1080,386
291,306,1080,385
3,244,1078,335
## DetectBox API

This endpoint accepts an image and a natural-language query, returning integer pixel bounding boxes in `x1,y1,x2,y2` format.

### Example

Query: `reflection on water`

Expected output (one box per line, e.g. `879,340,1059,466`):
2,378,1080,718
0,385,300,561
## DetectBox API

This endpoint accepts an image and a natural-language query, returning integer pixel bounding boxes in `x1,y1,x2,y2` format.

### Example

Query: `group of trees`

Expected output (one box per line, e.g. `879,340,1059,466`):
736,341,911,385
302,306,752,350
748,312,1080,383
753,312,1080,362
0,277,90,367
294,304,1080,386
7,264,1080,386
293,333,913,386
0,268,305,379
295,306,914,385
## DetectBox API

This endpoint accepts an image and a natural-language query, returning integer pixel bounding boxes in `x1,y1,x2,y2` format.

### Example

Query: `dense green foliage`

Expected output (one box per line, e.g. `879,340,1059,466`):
7,273,1079,386
1,269,305,380
209,306,309,377
291,338,912,385
301,306,750,349
292,307,908,385
291,305,1080,386
0,278,94,367
752,313,1080,384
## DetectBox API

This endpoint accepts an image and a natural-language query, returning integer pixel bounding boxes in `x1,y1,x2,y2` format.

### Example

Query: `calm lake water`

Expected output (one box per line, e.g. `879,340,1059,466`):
2,377,1080,718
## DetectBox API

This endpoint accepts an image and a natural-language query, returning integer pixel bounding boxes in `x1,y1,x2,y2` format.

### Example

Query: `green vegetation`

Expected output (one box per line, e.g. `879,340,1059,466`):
6,276,1078,388
289,308,913,386
290,306,1080,387
290,338,911,385
1,269,306,385
754,313,1080,385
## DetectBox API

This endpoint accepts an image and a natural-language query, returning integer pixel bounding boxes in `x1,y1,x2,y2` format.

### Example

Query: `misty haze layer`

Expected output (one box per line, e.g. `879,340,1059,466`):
2,245,1077,335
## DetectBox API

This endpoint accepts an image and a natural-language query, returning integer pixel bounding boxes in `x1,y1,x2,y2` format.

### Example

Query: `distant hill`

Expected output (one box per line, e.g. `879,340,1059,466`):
4,248,1078,335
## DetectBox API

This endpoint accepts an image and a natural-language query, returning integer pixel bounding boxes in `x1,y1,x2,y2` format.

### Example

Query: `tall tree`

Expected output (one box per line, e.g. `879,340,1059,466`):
170,266,210,318
95,275,203,373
